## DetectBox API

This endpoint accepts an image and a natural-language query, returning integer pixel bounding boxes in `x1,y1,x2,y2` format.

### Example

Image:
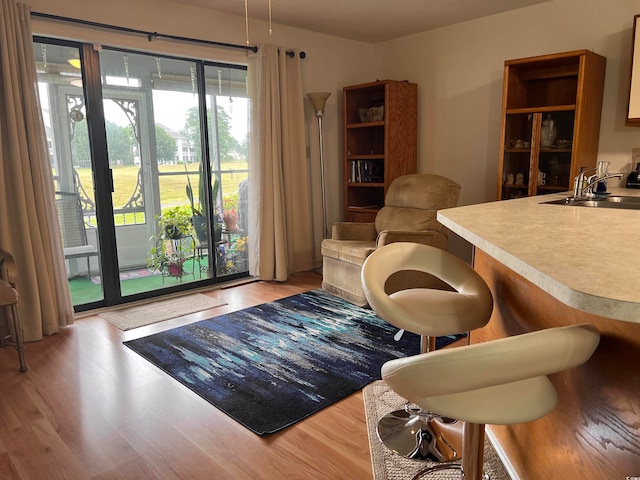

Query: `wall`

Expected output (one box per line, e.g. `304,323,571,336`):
28,0,377,266
374,0,640,259
28,0,640,264
376,0,640,206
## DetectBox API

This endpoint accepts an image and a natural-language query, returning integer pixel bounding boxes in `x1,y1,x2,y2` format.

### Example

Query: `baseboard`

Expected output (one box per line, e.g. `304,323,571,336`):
486,427,519,480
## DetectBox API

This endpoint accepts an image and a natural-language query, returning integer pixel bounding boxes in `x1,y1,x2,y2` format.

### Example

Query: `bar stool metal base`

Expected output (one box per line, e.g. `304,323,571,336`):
410,463,491,480
376,406,462,462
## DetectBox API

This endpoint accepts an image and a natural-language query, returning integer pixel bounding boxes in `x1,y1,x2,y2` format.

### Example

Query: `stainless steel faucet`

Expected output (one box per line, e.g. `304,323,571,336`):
566,168,624,203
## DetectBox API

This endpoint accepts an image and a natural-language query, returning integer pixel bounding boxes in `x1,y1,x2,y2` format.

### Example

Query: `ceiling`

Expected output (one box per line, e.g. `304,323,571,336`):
174,0,552,43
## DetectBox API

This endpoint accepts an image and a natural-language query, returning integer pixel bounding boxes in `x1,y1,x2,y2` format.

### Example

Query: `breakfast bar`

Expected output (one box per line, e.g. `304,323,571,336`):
438,188,640,480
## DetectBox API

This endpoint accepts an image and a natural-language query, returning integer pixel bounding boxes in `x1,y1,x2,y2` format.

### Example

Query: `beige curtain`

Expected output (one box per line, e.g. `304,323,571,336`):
0,0,74,341
248,45,313,280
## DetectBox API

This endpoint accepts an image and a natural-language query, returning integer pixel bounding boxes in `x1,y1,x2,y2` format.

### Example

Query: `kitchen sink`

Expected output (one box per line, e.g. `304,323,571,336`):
543,195,640,210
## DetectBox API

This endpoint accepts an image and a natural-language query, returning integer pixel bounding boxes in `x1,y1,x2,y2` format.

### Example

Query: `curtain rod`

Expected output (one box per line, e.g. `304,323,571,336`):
31,11,259,53
285,50,306,59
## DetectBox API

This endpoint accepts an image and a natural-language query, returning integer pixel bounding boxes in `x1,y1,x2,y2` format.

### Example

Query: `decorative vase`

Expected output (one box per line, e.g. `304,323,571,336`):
540,114,557,147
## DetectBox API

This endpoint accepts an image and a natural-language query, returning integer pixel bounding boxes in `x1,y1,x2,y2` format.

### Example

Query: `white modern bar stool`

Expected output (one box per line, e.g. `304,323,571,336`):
382,323,600,479
361,242,493,462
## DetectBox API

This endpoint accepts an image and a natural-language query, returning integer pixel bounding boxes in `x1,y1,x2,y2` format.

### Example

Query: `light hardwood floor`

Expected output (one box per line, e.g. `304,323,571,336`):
0,272,375,479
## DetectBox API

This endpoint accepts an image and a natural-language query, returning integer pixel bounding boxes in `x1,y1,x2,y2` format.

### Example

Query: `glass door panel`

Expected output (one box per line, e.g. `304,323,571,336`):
98,50,207,293
34,38,250,309
204,65,249,279
34,41,105,305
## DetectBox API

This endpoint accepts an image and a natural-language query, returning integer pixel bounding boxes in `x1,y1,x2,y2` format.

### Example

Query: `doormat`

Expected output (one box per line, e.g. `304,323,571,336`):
90,268,158,285
100,293,226,330
123,289,465,435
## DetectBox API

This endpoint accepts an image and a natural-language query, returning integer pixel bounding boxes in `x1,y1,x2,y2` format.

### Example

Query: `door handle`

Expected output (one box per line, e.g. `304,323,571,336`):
108,168,114,193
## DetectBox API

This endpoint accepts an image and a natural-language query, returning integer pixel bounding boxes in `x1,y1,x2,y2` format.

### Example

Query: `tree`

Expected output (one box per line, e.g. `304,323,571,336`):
71,120,138,167
155,125,177,163
182,106,203,161
70,119,90,166
238,136,248,160
105,121,136,165
182,105,240,162
215,107,241,161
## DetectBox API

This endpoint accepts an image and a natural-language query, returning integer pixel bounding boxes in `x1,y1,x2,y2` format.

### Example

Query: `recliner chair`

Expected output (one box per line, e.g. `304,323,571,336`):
321,174,461,307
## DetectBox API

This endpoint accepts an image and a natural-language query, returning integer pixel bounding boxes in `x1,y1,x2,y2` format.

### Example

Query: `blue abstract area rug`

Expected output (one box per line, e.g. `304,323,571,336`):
124,289,464,435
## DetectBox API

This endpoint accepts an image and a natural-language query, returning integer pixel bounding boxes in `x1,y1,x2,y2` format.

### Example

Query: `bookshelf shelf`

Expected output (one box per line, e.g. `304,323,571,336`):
343,80,417,222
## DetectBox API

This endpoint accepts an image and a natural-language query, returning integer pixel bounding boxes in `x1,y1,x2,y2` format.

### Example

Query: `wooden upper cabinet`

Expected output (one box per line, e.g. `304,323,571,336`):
627,14,640,126
497,50,606,200
343,80,417,222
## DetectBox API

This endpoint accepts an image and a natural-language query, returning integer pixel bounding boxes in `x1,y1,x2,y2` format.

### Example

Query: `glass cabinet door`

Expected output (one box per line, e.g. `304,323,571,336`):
501,113,533,199
536,110,575,194
501,110,575,200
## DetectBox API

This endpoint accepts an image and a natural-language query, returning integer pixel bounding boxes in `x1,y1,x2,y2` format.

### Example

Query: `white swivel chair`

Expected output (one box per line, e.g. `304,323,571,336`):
382,323,600,480
361,242,493,461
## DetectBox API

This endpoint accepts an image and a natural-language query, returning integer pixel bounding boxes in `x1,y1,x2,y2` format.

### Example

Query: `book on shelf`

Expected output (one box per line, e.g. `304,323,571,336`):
350,160,383,183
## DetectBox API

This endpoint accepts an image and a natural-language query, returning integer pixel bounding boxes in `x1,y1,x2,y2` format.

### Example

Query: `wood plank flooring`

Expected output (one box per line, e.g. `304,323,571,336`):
0,272,374,480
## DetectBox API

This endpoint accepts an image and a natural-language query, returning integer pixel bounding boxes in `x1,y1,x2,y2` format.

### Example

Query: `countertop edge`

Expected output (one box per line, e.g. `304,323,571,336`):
438,208,638,323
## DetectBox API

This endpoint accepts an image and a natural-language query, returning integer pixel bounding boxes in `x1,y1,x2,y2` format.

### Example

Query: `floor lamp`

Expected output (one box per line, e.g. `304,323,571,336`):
307,92,331,245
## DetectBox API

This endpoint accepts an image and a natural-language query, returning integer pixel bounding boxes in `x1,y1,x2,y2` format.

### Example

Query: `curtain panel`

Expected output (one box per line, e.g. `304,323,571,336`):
0,0,74,340
248,44,313,281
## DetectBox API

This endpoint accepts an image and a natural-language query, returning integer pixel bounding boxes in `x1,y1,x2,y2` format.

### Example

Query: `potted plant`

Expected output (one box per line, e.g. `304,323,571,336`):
222,191,240,232
148,207,193,278
155,206,192,240
186,164,223,243
223,209,238,231
147,239,190,278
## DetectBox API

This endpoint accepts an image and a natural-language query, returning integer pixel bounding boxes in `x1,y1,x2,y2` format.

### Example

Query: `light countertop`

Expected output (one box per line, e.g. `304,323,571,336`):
438,188,640,323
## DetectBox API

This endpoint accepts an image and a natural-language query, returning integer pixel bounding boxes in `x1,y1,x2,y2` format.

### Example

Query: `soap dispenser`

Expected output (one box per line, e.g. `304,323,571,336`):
626,162,640,188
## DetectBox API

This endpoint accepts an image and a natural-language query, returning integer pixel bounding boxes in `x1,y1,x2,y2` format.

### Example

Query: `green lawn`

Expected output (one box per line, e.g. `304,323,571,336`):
75,161,248,220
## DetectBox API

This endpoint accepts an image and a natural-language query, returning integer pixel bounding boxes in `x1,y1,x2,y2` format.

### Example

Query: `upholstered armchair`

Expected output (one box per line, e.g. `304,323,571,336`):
321,174,461,307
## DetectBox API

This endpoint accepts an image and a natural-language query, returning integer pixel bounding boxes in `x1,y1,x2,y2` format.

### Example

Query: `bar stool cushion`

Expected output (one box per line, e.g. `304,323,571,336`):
382,323,601,425
361,242,493,337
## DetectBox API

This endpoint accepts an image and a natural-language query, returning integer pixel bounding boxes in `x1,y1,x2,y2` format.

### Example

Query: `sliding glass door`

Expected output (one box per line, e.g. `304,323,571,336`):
36,42,106,305
34,38,249,311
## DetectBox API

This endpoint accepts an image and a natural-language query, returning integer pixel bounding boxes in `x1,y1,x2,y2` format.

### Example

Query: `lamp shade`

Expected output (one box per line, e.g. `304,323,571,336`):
307,92,331,114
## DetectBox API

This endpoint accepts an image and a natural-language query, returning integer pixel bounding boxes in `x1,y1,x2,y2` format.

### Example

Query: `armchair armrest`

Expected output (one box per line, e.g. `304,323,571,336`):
0,248,17,287
331,222,377,241
376,230,449,250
